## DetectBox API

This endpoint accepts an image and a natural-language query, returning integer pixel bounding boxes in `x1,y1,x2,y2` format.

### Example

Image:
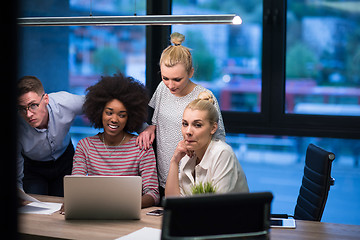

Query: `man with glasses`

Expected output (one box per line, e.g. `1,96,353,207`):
17,76,84,196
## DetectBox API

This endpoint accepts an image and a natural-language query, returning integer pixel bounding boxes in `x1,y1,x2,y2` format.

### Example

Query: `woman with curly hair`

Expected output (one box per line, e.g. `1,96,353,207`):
71,74,160,208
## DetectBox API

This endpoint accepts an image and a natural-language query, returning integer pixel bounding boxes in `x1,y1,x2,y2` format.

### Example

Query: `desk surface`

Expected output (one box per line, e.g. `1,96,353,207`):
19,195,360,240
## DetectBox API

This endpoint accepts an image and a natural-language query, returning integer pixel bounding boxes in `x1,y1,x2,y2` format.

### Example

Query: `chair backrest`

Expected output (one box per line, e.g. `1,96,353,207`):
294,143,335,221
161,192,273,240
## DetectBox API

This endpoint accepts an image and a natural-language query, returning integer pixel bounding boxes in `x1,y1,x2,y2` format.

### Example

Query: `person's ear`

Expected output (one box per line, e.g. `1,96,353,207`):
210,122,218,135
188,67,194,79
43,93,49,105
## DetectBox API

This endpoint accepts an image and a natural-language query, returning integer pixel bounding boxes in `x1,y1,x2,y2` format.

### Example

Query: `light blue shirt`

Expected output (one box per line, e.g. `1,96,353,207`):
17,91,84,188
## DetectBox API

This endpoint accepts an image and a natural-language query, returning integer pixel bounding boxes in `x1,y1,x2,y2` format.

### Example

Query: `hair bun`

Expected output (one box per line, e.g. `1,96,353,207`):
197,91,215,104
170,32,185,46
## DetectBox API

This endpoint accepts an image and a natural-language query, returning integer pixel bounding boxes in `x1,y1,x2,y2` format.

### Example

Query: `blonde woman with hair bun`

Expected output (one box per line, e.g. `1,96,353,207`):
165,96,249,196
187,92,218,125
170,32,185,46
197,91,215,104
159,32,193,74
136,32,226,198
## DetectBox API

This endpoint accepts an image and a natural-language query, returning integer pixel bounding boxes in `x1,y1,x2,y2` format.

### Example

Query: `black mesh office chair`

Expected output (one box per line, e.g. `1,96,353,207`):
293,143,335,221
273,143,335,221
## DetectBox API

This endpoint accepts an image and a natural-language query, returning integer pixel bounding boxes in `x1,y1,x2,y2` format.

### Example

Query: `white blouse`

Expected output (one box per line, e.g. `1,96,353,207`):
179,139,249,196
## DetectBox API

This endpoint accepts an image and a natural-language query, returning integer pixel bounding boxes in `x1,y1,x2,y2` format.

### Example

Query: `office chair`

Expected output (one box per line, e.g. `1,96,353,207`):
294,143,335,221
161,192,273,240
272,143,335,221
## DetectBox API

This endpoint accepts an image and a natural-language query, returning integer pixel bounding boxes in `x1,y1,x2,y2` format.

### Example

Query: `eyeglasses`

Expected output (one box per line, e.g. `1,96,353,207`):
17,94,45,115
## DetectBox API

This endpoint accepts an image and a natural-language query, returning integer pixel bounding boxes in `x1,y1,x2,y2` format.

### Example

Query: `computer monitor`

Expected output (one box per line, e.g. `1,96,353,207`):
161,192,273,240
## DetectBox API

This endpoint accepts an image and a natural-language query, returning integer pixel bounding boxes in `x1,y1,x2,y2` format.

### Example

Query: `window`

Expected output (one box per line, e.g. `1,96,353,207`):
172,0,263,113
221,0,360,138
286,0,360,116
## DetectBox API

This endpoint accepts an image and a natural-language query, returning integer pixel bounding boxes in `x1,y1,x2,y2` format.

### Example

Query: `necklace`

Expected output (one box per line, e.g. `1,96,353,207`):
102,133,126,157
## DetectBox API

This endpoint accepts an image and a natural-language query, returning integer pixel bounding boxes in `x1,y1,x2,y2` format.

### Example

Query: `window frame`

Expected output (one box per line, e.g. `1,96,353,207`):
146,0,360,139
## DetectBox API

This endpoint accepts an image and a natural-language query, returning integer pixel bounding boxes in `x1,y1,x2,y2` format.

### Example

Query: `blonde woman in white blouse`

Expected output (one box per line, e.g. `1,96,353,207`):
165,93,249,196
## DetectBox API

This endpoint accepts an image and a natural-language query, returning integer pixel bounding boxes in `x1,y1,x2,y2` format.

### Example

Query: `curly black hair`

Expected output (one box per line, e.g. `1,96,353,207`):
83,73,149,133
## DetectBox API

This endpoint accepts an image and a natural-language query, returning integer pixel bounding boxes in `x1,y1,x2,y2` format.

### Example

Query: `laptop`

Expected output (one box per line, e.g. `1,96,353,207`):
161,192,273,240
64,175,142,220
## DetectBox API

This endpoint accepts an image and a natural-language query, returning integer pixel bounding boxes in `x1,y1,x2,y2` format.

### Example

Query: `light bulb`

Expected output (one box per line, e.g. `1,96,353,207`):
232,16,242,25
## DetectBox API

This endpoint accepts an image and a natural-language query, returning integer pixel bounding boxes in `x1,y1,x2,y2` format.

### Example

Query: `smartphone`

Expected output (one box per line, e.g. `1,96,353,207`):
270,218,296,229
146,209,164,216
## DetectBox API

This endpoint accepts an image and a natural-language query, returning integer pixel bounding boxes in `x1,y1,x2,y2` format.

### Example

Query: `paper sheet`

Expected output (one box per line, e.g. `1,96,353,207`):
18,188,41,202
115,227,161,240
18,188,62,215
19,201,62,215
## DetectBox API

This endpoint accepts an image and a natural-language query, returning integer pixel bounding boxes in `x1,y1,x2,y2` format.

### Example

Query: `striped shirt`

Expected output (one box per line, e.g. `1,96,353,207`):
72,134,160,205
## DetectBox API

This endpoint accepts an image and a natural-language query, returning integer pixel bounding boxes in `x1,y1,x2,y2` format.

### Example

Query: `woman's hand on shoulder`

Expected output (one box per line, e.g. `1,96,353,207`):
136,125,156,150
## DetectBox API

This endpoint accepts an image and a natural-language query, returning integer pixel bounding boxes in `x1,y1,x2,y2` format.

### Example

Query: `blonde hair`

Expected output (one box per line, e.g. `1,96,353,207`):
186,92,219,124
159,32,193,74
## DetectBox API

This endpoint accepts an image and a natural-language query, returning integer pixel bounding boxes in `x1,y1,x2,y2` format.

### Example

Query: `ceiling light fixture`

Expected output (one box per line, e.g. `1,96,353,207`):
17,14,242,27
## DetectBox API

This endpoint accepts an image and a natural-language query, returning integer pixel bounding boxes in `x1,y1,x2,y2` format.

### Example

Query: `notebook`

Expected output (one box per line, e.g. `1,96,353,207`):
161,192,273,240
64,175,142,220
